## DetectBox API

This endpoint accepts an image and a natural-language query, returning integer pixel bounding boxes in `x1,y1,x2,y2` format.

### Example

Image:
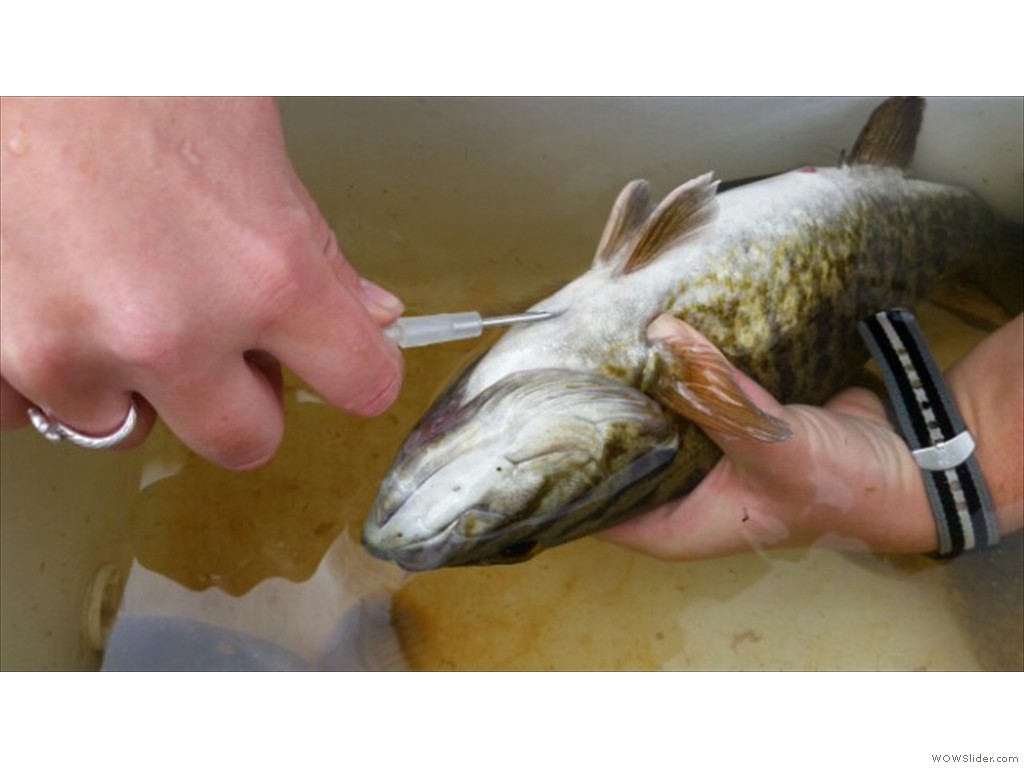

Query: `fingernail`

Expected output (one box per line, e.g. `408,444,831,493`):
647,313,701,343
358,278,405,314
646,314,681,341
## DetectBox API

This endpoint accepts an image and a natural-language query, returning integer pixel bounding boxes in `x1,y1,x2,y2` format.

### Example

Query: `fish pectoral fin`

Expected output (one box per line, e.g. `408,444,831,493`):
593,179,651,268
648,317,791,442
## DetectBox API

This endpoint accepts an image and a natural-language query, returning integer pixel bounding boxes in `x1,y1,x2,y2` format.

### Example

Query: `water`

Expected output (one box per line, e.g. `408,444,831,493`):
100,98,1024,670
118,288,1020,670
119,269,1022,671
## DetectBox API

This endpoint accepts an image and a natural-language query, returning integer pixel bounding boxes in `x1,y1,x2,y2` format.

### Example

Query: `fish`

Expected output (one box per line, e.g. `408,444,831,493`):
363,97,1003,571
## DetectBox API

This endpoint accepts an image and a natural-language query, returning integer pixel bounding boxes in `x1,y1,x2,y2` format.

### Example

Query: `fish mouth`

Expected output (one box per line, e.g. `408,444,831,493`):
363,368,679,570
362,517,464,572
363,508,521,572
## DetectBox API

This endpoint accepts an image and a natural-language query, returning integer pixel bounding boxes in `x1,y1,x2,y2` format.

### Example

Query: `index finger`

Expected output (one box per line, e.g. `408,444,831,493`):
260,259,404,417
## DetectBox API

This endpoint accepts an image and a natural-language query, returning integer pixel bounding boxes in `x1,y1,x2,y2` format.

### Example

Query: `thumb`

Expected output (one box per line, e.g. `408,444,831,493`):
646,314,792,456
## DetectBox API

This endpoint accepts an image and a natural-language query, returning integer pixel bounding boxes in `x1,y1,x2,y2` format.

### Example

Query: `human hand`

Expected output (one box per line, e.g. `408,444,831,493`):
1,97,404,468
600,313,1023,559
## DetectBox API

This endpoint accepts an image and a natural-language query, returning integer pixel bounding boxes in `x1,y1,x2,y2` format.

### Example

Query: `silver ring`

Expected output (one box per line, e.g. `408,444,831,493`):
27,399,138,450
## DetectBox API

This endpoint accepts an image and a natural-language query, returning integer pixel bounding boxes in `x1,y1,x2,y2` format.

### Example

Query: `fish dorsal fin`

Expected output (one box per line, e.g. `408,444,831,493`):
593,179,651,267
847,96,925,169
619,172,720,275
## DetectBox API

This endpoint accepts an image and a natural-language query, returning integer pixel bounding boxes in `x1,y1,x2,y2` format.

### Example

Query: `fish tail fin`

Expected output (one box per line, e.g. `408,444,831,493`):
846,96,925,169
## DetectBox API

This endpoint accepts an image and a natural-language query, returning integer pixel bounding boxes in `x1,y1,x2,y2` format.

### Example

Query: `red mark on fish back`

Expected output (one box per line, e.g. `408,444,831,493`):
799,165,816,173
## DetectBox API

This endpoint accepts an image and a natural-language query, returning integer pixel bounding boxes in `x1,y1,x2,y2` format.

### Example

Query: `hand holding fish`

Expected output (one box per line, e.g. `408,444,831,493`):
600,314,1024,559
0,97,404,467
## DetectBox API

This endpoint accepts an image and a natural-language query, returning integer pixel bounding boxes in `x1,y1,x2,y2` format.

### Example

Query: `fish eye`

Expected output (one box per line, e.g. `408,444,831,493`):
498,540,540,562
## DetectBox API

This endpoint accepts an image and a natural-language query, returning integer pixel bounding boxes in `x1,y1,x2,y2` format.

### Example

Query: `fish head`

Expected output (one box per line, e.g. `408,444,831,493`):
363,368,678,570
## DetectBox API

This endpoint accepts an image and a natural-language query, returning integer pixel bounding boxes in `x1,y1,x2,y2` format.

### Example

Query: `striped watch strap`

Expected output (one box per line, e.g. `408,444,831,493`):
858,309,999,557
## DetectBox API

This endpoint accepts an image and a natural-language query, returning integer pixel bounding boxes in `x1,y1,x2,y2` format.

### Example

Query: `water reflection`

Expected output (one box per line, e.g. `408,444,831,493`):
126,380,430,595
104,528,408,671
